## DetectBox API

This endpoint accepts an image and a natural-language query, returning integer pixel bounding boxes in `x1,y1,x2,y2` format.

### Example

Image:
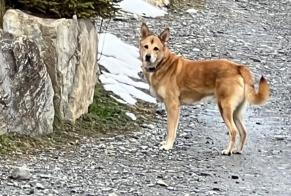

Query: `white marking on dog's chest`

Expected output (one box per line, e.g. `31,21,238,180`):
149,86,157,97
148,73,158,98
148,73,166,100
157,86,167,99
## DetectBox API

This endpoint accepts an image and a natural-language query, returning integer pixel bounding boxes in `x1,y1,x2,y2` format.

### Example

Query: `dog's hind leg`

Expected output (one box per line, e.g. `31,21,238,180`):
218,98,239,156
160,98,180,150
233,100,248,154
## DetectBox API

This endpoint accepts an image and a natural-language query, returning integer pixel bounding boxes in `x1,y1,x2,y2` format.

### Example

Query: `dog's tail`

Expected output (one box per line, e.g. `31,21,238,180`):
238,66,270,105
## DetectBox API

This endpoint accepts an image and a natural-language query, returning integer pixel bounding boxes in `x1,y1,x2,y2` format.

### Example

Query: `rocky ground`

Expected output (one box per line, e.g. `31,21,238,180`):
1,0,291,195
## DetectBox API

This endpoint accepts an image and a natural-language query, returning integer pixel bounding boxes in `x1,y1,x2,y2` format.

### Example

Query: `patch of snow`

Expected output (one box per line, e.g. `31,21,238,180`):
99,56,140,79
103,83,137,105
102,82,156,105
126,112,137,121
98,32,156,105
101,72,149,90
118,0,167,18
186,8,198,14
110,95,127,104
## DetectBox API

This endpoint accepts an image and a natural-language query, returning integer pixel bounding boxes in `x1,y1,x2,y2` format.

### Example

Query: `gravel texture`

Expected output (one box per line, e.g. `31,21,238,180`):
1,0,291,195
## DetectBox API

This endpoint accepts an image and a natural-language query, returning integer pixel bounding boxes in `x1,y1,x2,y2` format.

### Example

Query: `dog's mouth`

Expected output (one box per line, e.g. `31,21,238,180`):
145,66,156,72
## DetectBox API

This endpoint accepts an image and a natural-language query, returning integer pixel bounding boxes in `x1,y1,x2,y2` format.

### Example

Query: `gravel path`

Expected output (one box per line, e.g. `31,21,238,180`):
1,0,291,195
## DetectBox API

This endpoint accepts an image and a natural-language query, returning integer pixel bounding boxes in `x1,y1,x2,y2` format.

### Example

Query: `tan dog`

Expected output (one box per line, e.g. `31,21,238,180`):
139,23,270,155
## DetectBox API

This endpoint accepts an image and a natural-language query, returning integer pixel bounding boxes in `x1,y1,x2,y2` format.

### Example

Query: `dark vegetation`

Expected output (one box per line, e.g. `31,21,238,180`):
1,0,119,27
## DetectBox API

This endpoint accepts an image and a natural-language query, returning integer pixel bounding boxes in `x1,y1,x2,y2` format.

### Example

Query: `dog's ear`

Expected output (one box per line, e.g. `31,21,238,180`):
159,27,170,43
141,23,150,39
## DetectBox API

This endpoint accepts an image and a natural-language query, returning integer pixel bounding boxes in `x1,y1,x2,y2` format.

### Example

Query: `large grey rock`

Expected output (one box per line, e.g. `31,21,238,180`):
0,33,54,135
3,9,99,122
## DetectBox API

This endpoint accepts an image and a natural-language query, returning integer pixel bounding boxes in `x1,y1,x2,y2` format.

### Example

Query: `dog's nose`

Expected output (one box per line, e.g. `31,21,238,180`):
145,54,151,62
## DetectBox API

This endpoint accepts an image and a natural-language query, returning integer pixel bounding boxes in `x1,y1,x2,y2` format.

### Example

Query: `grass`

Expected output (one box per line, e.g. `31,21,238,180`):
0,0,5,28
0,85,155,156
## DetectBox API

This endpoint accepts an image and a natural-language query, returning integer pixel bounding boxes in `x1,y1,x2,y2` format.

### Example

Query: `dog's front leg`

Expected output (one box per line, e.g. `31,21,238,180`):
160,99,180,150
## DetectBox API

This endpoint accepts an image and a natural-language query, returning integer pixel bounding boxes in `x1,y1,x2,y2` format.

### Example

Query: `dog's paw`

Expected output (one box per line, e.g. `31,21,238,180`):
232,148,242,154
221,148,242,155
159,143,173,151
221,149,232,156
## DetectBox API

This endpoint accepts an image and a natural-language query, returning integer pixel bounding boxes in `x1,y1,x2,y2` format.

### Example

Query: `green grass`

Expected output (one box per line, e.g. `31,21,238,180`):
0,85,155,156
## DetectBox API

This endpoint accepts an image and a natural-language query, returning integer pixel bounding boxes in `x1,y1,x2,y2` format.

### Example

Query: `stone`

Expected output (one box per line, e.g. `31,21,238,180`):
274,135,286,141
0,33,54,135
35,182,45,190
10,166,32,180
156,179,168,187
126,112,137,121
231,175,239,180
3,9,99,123
108,193,119,196
145,0,170,7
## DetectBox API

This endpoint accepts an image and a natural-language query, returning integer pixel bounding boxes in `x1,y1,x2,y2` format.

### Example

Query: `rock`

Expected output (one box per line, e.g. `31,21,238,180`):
35,182,45,190
10,166,32,180
231,175,239,180
145,0,170,7
126,112,137,121
28,189,35,195
141,124,155,129
3,9,99,123
156,102,166,115
108,193,119,196
39,174,52,179
213,187,220,191
156,179,168,187
274,135,286,141
192,48,201,52
199,172,211,177
0,33,54,134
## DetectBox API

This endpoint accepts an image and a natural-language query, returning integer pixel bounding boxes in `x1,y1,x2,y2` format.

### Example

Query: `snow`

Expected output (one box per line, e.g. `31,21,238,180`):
186,8,198,14
118,0,167,18
126,112,137,121
96,0,168,116
98,33,156,105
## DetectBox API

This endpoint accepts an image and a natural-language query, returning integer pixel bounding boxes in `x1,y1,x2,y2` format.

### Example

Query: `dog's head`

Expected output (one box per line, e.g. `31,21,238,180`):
139,23,170,72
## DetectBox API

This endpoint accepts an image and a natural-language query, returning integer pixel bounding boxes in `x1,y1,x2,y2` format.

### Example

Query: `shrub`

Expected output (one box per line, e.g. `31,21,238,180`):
0,0,4,27
5,0,119,19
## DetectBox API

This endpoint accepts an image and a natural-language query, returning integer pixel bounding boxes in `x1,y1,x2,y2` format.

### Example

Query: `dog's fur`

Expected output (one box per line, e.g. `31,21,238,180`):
139,23,270,155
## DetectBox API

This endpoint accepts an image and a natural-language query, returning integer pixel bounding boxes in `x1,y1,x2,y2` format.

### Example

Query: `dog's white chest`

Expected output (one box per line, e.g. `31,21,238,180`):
148,73,157,97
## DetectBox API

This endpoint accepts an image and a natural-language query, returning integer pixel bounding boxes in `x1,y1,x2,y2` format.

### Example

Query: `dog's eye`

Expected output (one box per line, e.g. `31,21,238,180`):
144,45,148,49
154,47,159,51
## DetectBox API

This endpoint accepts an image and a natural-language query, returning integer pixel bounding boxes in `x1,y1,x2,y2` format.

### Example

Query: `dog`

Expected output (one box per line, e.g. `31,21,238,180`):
139,23,270,155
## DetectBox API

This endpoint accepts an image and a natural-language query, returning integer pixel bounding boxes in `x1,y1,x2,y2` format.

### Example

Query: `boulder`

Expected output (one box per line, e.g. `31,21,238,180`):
3,9,99,123
0,33,54,135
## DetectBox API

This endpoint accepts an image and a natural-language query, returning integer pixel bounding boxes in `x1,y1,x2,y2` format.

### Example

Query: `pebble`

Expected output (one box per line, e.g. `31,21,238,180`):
231,175,239,180
274,135,286,141
35,182,45,190
10,166,32,180
156,179,168,187
108,193,119,196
